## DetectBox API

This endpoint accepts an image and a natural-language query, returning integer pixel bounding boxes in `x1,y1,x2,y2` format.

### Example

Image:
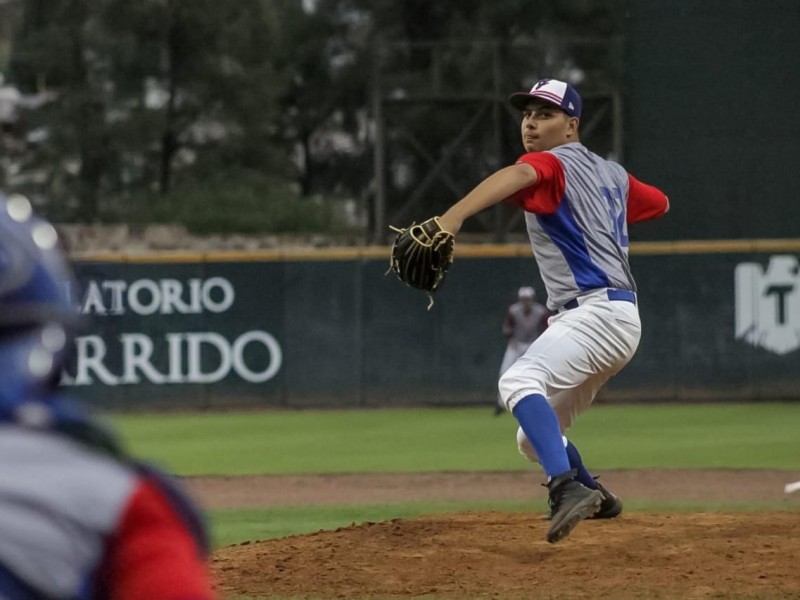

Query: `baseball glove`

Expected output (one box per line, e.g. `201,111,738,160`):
388,216,455,308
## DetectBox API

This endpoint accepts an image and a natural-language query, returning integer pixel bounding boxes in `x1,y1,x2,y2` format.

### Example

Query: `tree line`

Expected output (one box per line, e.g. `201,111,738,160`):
1,0,622,234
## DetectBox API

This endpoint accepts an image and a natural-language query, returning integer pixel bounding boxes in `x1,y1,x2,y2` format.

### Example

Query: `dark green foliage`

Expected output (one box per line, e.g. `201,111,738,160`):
3,0,624,234
7,0,295,226
153,169,351,235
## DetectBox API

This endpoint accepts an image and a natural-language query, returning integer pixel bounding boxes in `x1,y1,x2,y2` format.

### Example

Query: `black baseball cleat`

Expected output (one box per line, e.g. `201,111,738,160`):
588,479,623,519
545,469,603,544
543,478,621,520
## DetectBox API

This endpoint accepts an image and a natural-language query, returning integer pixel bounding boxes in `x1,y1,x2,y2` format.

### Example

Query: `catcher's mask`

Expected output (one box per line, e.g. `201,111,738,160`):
0,192,82,422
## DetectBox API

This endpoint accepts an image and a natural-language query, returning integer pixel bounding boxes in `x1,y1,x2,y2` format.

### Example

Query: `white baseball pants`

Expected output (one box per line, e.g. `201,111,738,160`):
497,288,642,462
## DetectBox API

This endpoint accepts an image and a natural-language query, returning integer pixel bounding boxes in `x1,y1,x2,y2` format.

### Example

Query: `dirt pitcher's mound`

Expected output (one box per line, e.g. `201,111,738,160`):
213,511,800,599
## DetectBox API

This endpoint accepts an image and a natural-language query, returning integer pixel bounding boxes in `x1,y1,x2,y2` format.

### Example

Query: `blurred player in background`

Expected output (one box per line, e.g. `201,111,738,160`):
494,286,548,415
0,192,216,599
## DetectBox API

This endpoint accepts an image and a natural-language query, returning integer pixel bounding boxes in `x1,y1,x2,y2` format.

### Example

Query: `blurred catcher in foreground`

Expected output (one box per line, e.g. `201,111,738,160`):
0,193,216,599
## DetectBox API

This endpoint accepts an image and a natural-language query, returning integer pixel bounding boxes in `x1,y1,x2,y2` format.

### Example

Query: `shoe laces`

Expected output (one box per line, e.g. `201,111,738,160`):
544,471,577,514
547,493,558,517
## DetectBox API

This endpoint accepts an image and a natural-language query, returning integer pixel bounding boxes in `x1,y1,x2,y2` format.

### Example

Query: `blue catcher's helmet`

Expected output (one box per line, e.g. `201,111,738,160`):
0,192,81,423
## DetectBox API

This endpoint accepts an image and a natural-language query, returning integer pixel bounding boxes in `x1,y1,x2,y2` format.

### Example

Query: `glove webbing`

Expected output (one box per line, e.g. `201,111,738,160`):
388,219,454,309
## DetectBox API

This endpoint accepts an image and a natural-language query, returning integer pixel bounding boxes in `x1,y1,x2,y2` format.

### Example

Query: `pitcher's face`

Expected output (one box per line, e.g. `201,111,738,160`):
520,100,579,152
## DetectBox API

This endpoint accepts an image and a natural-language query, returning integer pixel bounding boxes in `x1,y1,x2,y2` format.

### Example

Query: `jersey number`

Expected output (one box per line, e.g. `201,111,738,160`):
600,186,629,248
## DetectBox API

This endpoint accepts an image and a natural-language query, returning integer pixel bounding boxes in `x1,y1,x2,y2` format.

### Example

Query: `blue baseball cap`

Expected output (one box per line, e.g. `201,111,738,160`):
509,78,582,118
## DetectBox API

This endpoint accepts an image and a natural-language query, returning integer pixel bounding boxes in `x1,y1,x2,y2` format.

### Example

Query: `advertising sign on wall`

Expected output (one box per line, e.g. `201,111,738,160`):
67,261,289,409
63,275,282,386
66,246,800,410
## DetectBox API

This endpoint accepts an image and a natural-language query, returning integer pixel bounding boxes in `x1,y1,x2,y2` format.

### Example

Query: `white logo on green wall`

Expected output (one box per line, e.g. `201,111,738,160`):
735,255,800,355
62,276,283,386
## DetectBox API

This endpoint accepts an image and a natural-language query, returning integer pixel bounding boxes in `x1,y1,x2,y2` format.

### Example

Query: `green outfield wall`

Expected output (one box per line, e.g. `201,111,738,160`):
67,241,800,409
625,0,800,241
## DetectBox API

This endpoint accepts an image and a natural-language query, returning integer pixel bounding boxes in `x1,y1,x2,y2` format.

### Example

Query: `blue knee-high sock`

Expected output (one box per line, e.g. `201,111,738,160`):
565,439,598,489
512,394,571,478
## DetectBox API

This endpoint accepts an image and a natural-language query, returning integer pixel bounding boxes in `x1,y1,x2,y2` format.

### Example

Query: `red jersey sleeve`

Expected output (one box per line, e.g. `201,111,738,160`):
100,479,216,600
509,152,565,214
627,174,669,223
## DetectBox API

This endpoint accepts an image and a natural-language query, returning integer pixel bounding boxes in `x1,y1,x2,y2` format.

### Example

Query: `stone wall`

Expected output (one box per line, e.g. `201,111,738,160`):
55,223,369,255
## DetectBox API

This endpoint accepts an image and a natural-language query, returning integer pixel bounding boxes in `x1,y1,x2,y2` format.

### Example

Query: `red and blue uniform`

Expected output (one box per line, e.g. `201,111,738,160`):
511,143,668,310
0,192,216,599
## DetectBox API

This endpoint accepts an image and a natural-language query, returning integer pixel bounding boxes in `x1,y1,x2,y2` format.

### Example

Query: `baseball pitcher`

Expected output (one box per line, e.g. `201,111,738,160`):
390,78,669,543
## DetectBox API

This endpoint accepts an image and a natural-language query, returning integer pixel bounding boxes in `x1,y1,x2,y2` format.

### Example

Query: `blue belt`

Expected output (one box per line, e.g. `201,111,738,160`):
562,288,636,311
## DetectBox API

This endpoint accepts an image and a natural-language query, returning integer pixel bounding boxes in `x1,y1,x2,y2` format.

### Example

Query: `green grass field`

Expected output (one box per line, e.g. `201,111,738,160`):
108,403,800,548
112,402,800,475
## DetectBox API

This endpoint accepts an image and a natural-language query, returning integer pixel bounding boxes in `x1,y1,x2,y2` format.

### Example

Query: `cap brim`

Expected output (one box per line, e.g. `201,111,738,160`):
509,92,561,111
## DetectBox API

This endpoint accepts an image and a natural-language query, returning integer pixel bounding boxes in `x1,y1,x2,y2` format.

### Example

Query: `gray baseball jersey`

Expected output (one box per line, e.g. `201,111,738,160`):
517,142,635,310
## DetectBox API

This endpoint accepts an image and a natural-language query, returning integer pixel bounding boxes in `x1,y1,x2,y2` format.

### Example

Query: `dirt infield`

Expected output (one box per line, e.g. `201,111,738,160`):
202,470,800,599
